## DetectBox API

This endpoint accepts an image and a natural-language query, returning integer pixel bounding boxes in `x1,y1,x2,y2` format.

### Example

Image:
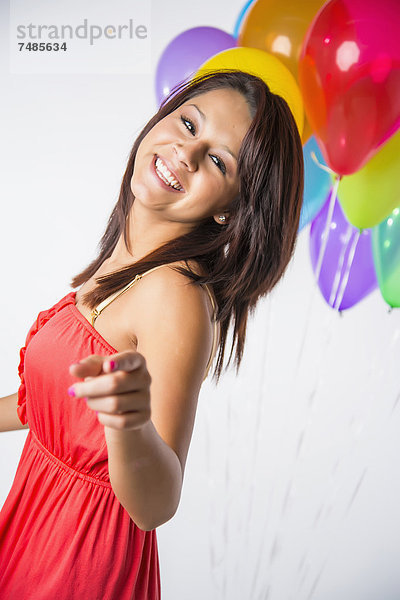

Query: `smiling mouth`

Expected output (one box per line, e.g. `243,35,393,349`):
153,155,184,192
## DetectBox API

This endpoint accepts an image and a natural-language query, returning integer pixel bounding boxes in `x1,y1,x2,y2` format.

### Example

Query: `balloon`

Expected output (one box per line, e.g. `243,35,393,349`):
372,206,400,308
155,27,236,107
299,0,400,175
195,47,304,136
299,136,333,231
237,0,326,144
310,191,378,310
233,0,256,39
338,131,400,229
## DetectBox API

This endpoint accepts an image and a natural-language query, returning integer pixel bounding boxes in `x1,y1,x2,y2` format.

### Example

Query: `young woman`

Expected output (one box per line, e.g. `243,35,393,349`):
0,70,303,599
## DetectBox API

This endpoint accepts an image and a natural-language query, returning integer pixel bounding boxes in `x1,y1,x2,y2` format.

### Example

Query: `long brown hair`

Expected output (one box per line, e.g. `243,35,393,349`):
70,69,304,383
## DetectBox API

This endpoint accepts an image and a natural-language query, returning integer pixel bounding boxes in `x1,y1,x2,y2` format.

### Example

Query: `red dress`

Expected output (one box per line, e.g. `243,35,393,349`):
0,291,161,599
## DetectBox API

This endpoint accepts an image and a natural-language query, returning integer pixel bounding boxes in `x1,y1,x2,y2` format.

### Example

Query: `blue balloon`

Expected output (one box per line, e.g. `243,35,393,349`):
299,136,333,231
233,0,257,39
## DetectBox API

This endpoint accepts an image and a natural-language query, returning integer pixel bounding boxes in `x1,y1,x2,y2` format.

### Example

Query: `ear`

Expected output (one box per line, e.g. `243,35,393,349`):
213,211,229,225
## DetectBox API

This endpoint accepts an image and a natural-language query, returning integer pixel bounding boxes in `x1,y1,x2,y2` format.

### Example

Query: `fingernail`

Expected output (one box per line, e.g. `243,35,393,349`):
67,386,76,397
109,360,116,371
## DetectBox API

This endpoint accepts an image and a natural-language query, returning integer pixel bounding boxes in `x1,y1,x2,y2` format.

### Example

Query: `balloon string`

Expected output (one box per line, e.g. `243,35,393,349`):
314,175,342,285
333,228,361,311
310,151,337,177
328,224,353,307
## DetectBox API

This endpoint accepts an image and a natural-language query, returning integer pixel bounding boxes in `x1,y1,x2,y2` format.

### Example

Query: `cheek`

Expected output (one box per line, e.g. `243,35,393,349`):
130,175,137,198
194,180,227,207
207,175,226,197
131,140,151,182
130,166,145,197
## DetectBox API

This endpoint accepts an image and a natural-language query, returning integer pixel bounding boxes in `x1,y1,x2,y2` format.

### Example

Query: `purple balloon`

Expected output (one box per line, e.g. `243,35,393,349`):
309,191,378,310
155,27,237,107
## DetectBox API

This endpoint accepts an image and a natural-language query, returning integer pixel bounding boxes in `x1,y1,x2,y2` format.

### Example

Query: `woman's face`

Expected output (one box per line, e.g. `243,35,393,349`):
130,88,253,225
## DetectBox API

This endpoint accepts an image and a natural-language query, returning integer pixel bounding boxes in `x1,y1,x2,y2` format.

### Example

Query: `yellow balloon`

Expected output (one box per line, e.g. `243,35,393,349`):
238,0,326,144
194,47,304,137
338,131,400,230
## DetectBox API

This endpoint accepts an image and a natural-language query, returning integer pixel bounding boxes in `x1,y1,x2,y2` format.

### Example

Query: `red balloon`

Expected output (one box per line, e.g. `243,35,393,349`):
299,0,400,175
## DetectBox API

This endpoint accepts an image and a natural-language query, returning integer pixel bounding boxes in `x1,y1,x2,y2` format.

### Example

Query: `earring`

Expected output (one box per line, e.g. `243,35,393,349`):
219,215,226,222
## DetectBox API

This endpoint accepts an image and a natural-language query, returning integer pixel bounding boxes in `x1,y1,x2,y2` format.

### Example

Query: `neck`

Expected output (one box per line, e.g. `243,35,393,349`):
108,200,195,266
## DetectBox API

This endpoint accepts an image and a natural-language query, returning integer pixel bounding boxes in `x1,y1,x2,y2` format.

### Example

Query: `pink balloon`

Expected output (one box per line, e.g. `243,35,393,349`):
299,0,400,175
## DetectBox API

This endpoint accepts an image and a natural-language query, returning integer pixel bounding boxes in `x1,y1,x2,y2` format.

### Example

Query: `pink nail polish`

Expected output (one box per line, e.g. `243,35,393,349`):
109,360,116,371
67,386,76,397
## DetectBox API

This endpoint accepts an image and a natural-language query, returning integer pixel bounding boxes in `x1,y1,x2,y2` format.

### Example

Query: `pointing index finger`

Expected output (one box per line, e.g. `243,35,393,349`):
103,350,142,374
69,355,105,378
69,350,141,378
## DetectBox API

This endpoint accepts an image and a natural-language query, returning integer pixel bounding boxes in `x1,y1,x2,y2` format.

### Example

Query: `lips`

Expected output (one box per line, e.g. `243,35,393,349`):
154,154,185,192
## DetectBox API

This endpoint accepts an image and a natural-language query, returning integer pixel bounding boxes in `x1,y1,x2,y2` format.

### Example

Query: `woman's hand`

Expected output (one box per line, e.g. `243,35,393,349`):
67,351,152,432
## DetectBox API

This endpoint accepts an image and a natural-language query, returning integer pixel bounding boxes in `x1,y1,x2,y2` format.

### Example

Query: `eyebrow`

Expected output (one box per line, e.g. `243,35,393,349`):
187,103,237,161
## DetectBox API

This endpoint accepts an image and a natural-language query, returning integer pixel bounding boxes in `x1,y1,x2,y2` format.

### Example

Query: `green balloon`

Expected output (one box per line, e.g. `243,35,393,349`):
372,206,400,308
338,131,400,229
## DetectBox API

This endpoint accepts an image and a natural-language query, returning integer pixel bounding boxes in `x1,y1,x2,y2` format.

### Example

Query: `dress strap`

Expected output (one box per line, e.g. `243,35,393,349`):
90,264,169,327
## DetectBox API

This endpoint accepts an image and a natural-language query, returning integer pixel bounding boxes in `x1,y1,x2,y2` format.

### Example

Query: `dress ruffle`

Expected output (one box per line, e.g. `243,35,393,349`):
17,292,76,425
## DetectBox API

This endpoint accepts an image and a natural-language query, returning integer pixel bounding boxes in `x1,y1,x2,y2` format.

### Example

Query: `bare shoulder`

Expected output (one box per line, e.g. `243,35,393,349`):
127,260,219,386
122,259,215,351
130,260,215,475
134,259,212,321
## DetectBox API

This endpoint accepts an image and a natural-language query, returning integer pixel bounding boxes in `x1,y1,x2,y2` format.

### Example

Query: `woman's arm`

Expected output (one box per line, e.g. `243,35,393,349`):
69,265,214,531
0,392,29,432
107,265,214,530
105,418,183,531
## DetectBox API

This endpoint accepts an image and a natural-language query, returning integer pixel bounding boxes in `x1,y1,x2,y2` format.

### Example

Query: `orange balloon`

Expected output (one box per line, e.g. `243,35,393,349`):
238,0,326,144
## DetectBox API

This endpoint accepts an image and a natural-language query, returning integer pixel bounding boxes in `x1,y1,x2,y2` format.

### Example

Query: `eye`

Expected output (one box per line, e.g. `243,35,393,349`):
181,115,196,136
180,115,227,175
210,154,226,175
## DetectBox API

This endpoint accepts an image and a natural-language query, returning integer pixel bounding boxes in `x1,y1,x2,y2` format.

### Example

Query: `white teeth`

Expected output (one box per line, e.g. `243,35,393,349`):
155,157,183,190
156,167,181,189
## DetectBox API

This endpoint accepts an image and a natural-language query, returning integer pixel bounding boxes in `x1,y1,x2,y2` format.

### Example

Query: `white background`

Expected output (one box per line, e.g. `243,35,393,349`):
1,1,400,599
10,0,151,74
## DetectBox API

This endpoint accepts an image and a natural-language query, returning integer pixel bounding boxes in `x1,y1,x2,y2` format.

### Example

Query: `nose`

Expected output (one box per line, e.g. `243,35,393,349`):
173,140,205,172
